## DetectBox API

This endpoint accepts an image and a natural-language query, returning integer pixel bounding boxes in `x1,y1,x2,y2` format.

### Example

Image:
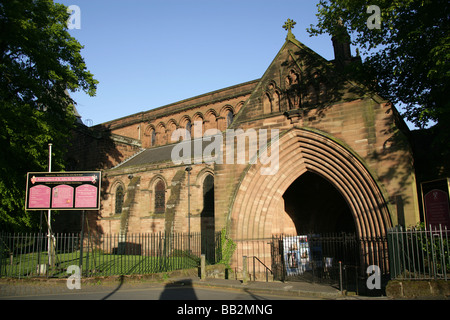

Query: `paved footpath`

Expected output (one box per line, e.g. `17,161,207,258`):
0,276,389,300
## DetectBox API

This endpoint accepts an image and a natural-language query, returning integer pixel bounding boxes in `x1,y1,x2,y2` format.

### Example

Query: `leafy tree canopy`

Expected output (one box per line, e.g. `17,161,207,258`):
308,0,449,132
0,0,98,231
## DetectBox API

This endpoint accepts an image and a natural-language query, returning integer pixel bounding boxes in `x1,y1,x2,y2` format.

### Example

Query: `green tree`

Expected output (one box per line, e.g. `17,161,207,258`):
308,0,449,131
0,0,98,231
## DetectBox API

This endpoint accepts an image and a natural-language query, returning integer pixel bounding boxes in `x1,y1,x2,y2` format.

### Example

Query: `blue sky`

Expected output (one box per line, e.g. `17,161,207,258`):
57,0,354,126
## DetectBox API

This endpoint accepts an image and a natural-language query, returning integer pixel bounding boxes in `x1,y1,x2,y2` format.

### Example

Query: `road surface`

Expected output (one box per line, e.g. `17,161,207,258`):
0,281,319,300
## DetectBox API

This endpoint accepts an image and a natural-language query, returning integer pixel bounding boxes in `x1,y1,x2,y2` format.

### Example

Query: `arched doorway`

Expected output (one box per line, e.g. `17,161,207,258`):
201,174,215,263
283,171,356,234
229,128,392,282
230,128,392,240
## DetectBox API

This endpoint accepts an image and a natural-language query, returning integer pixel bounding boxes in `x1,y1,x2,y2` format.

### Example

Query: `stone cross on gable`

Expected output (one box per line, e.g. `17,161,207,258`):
283,19,296,33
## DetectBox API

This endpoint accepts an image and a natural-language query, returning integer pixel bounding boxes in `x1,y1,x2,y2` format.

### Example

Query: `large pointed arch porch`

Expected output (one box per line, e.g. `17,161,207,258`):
229,128,393,241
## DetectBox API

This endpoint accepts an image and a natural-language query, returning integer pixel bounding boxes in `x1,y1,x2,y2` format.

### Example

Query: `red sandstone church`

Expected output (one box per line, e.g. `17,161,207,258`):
67,21,424,271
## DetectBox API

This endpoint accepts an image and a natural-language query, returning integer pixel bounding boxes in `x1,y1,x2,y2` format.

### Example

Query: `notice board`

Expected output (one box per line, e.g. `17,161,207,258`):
421,178,450,229
26,171,101,211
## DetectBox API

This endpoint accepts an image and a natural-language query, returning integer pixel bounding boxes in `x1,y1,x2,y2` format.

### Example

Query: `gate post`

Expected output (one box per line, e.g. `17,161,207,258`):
200,254,206,280
243,256,248,284
270,235,285,282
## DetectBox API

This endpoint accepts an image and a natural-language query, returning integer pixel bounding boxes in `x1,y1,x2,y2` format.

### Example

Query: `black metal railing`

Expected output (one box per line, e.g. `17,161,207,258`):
252,256,273,282
271,233,358,283
270,233,389,294
233,237,272,281
0,231,222,278
229,233,389,294
388,224,449,280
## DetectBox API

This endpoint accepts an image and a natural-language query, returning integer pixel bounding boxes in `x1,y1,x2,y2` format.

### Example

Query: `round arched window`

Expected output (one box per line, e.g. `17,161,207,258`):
226,111,234,127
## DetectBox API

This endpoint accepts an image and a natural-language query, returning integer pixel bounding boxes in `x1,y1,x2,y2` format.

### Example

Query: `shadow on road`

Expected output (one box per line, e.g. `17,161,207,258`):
101,275,124,300
159,279,198,300
243,288,270,300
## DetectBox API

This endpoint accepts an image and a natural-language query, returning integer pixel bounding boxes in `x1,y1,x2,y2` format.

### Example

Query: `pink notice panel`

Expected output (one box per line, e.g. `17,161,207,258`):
424,189,450,228
26,171,101,210
75,184,98,208
28,185,51,209
52,184,74,208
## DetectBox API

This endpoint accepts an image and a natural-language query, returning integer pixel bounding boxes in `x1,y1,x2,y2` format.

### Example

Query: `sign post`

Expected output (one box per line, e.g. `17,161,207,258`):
48,144,53,267
26,170,101,275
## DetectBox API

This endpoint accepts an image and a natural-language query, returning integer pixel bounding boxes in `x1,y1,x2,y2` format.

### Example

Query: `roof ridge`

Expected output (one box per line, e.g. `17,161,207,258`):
112,147,146,169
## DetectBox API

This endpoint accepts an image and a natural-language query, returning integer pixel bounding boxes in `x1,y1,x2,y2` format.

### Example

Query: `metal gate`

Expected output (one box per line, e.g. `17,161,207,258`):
270,236,285,281
270,233,361,285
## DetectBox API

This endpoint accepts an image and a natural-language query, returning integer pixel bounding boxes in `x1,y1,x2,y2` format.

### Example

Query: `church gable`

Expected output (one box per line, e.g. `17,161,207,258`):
233,24,363,128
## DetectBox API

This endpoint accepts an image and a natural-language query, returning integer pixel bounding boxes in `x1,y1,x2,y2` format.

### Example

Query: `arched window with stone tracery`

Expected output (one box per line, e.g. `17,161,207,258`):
154,180,166,214
115,185,124,214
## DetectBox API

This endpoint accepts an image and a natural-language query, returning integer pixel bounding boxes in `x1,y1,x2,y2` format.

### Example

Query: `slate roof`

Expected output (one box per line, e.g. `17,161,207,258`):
116,137,220,169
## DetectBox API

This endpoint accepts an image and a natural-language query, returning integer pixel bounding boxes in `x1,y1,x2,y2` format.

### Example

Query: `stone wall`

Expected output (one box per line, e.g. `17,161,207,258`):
386,280,450,298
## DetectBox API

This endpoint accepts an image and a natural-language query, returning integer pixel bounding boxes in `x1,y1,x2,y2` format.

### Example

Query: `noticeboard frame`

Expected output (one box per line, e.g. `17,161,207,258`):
420,178,450,229
25,171,101,211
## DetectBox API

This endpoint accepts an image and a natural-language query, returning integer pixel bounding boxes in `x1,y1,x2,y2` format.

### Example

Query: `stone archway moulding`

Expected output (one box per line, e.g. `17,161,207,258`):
229,128,392,240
